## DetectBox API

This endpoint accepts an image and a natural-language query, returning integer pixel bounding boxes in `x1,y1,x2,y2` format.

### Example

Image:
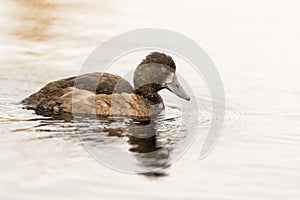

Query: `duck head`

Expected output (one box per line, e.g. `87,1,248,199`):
133,52,190,101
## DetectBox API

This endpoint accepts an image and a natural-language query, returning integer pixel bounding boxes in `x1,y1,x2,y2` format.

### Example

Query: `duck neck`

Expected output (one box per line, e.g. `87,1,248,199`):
134,84,163,105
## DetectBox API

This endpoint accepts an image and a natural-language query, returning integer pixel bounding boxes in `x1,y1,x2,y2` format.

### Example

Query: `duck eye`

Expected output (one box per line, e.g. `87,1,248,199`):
161,67,166,73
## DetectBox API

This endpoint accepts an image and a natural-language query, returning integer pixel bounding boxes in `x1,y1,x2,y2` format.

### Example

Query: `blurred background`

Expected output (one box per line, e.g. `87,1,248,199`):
0,0,300,199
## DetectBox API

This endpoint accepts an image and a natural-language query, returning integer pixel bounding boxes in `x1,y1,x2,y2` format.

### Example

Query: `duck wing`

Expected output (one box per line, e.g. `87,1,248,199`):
53,72,133,94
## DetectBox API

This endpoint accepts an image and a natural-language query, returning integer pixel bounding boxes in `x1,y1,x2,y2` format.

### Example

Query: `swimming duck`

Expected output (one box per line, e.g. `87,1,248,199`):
22,52,190,120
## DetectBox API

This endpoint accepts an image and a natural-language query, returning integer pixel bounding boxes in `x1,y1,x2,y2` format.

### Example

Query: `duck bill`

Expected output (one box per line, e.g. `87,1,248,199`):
166,75,191,101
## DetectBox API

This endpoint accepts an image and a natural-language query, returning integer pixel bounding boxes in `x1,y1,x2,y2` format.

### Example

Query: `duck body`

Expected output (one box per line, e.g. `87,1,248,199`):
22,72,163,120
22,52,190,120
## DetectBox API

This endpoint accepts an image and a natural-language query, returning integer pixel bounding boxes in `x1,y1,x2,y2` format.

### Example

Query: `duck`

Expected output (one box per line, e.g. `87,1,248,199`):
22,52,190,120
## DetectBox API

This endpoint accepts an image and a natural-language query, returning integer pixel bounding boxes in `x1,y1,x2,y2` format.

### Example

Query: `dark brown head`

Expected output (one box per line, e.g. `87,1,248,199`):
134,52,190,101
139,52,176,71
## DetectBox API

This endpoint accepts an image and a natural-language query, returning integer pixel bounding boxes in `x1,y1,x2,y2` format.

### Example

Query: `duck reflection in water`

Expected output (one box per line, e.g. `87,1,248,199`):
79,117,172,178
127,120,171,177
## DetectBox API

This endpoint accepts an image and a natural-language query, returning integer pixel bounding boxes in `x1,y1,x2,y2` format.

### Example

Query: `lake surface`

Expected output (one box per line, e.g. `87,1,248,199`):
0,0,300,199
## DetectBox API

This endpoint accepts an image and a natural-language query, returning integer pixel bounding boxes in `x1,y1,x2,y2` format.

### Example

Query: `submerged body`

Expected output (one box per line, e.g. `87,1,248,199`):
22,52,190,120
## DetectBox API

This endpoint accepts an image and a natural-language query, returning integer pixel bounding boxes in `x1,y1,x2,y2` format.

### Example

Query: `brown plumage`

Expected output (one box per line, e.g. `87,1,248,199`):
21,52,190,121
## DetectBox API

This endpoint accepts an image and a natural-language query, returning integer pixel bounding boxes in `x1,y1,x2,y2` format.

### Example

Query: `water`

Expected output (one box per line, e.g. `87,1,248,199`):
1,0,300,199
